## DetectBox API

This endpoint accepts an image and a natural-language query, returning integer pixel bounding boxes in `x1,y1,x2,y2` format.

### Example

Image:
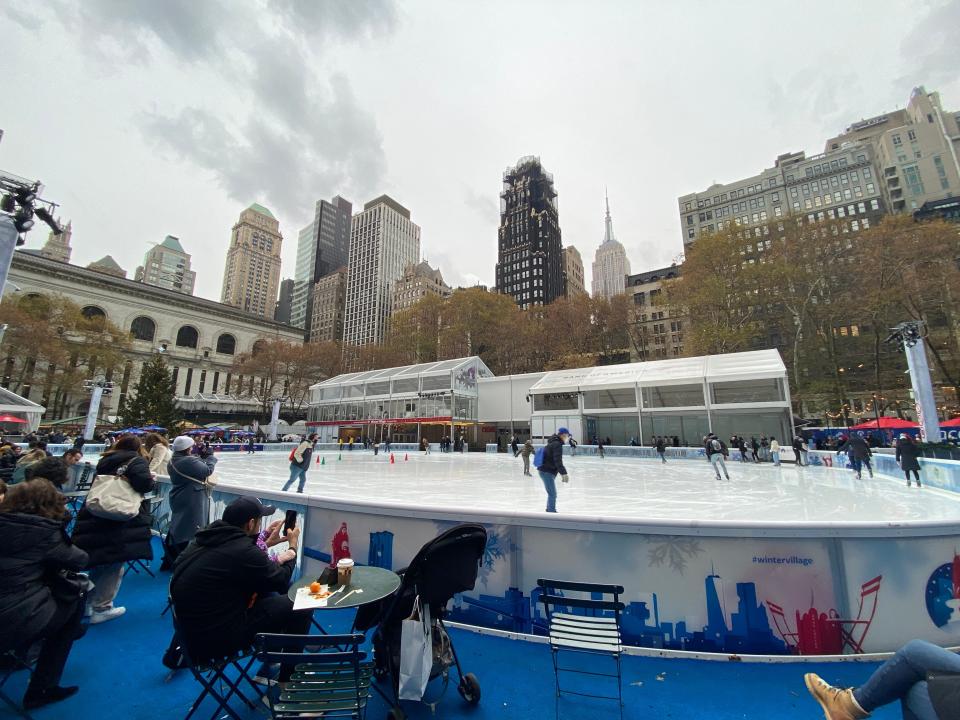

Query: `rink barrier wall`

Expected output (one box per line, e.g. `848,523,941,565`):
146,447,960,660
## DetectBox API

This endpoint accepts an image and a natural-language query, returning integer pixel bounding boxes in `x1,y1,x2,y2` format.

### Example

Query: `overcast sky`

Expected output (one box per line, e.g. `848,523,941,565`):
2,0,958,300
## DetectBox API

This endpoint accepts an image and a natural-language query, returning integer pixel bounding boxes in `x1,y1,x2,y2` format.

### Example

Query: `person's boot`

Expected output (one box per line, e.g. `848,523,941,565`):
804,673,870,719
23,685,79,710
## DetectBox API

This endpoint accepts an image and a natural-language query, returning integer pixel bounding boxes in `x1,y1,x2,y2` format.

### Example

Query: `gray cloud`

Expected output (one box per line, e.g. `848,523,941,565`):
463,187,499,223
14,0,395,224
900,1,960,88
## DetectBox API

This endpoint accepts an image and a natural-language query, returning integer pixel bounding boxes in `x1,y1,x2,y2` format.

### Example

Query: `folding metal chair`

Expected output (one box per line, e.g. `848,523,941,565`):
170,604,264,720
0,648,36,720
537,578,625,720
62,463,96,534
125,495,164,579
255,632,372,719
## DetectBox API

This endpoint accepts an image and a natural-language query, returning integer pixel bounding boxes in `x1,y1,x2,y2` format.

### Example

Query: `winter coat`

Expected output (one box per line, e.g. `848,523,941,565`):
149,444,173,476
520,441,535,459
837,435,871,460
290,440,313,470
72,451,155,567
895,439,922,472
0,512,88,651
167,452,218,546
0,450,19,481
12,458,40,484
170,521,295,661
655,438,666,453
706,438,727,458
538,435,568,476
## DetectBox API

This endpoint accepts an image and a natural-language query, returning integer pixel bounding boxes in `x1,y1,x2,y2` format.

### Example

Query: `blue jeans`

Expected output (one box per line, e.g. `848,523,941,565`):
282,466,308,493
854,640,960,720
538,470,557,513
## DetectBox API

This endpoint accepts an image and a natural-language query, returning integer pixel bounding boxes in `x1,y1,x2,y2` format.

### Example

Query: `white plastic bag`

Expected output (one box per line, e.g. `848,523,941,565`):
398,596,432,701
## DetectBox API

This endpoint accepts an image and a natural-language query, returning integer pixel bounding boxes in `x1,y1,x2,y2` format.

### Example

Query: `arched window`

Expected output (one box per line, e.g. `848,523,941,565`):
81,306,106,321
216,333,236,355
176,325,199,349
130,316,156,342
251,339,267,356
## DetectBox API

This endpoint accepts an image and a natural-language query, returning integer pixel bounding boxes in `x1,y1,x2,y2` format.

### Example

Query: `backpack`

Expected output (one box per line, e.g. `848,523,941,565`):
533,446,545,469
710,439,722,453
289,447,297,462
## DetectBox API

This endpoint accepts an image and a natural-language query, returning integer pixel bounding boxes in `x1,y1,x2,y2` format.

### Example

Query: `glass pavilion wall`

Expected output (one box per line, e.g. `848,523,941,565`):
307,357,493,444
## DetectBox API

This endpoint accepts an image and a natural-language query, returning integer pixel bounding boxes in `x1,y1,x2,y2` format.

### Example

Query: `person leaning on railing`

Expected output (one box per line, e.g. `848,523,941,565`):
0,479,89,710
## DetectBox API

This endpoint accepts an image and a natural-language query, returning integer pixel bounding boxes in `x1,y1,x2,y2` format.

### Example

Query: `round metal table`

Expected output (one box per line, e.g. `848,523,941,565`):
288,565,401,610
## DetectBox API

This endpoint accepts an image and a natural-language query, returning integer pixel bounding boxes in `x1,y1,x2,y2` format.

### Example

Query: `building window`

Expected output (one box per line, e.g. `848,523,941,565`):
130,316,156,342
216,333,236,355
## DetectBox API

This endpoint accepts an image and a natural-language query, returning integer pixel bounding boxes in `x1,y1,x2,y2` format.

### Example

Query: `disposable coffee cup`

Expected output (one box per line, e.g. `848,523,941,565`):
337,558,354,586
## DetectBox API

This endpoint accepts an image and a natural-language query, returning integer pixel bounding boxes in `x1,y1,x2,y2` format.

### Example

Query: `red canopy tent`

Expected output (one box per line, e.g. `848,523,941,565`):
939,416,960,427
0,414,27,424
849,417,918,430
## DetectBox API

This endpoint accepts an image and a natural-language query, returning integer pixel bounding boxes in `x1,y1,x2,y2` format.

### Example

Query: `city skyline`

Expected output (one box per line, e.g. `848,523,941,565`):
1,1,957,302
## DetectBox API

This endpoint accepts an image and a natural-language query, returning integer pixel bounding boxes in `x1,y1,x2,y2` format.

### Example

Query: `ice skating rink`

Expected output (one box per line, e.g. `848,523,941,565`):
211,450,960,526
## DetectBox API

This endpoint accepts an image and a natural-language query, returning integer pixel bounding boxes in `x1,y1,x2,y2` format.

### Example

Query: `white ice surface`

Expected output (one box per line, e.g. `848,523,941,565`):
210,451,960,526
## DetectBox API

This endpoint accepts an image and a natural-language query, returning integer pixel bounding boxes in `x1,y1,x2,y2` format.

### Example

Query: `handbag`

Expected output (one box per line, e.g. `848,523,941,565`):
928,671,960,720
398,595,432,701
50,569,94,603
86,463,142,520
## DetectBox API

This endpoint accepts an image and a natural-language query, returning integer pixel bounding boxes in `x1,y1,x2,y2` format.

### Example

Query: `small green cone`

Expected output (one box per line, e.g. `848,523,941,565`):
321,456,326,465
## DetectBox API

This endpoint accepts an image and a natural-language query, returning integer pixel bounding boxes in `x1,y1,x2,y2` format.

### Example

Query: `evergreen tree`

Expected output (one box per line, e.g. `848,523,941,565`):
118,354,181,431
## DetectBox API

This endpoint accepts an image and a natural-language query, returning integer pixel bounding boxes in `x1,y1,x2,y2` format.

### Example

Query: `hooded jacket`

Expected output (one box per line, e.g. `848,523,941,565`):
837,435,872,460
0,512,88,650
167,451,218,546
538,435,568,476
72,450,155,567
895,438,922,472
169,520,294,661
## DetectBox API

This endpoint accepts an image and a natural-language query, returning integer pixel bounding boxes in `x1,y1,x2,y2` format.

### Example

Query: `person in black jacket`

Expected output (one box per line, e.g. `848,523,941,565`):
170,496,309,678
71,434,155,625
837,434,874,480
162,435,218,570
895,433,923,487
0,479,88,710
536,428,570,513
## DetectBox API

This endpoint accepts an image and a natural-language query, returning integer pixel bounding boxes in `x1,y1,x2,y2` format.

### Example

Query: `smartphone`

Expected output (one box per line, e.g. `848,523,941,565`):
283,509,297,535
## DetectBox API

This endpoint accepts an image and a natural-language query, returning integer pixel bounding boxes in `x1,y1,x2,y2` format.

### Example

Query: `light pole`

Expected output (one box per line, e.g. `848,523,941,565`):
885,321,941,442
267,396,288,441
82,376,114,441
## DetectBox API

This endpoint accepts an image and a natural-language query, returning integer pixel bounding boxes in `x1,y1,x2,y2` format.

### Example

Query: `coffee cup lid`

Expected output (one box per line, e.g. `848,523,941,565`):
337,558,354,566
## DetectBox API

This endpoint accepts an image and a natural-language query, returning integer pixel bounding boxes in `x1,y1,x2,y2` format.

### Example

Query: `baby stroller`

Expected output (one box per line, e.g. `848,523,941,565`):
355,523,487,720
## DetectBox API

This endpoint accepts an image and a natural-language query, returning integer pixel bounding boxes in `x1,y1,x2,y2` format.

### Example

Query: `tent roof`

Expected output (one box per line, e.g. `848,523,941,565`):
313,356,491,391
529,349,786,393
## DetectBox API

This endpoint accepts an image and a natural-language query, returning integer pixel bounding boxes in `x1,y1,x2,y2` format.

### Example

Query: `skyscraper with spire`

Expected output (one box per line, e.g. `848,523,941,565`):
591,191,631,298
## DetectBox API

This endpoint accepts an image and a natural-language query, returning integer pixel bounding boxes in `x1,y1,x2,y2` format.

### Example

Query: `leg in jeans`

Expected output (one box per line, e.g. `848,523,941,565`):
903,682,937,720
296,469,308,493
523,456,530,475
863,457,873,477
537,470,557,513
281,466,300,492
246,595,314,681
27,597,84,693
853,639,960,714
88,562,125,612
773,452,780,467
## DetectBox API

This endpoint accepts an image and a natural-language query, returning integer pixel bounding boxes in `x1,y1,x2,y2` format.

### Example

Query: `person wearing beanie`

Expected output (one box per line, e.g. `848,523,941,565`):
161,435,218,570
536,427,570,513
895,433,922,487
169,496,309,679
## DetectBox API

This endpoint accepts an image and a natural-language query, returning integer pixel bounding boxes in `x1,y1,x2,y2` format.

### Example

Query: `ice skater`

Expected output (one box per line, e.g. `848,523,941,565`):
597,438,605,459
837,434,873,480
655,436,667,463
769,437,781,467
536,427,570,513
520,439,534,476
282,433,316,493
895,433,922,487
705,433,730,481
510,436,519,457
792,434,807,466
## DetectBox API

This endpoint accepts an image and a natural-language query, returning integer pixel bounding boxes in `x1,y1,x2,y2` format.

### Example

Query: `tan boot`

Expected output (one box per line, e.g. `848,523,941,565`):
804,673,870,720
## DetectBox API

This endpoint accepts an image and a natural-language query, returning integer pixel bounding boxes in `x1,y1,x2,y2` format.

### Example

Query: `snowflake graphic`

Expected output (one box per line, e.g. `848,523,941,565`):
646,536,704,575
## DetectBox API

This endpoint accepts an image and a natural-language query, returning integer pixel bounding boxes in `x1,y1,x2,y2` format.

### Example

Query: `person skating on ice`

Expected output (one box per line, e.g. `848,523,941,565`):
536,427,570,513
895,433,922,487
705,433,730,481
519,439,534,476
836,433,873,480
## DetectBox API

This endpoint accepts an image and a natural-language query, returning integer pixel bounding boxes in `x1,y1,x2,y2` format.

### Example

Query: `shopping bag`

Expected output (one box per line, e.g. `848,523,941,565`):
398,596,432,701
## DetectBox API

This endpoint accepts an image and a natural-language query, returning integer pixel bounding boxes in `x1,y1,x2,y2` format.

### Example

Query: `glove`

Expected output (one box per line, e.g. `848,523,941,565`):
561,474,569,483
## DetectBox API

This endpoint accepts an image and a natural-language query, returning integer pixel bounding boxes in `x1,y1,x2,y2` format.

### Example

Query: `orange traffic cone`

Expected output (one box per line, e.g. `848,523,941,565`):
404,453,409,461
390,453,395,464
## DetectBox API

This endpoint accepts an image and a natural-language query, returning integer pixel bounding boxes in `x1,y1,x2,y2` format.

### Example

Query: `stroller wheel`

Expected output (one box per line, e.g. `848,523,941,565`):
386,708,406,720
457,672,481,704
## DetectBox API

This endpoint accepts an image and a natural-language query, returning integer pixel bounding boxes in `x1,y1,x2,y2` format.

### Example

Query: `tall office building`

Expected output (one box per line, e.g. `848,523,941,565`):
220,203,283,319
562,246,586,298
678,143,886,246
826,86,960,213
310,267,347,343
290,196,352,332
343,195,421,346
275,278,295,324
626,265,684,360
495,156,564,308
134,235,196,295
591,192,631,298
39,220,71,263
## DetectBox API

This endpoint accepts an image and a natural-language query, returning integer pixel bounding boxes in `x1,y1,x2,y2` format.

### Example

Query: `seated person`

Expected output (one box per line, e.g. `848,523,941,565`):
0,479,89,710
25,458,69,489
169,496,309,678
60,449,83,467
806,639,959,719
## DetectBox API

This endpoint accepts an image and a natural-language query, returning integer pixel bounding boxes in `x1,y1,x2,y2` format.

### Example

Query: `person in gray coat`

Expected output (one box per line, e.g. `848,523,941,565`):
162,435,217,569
